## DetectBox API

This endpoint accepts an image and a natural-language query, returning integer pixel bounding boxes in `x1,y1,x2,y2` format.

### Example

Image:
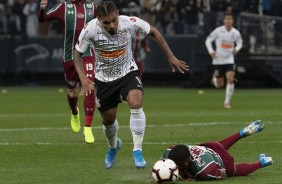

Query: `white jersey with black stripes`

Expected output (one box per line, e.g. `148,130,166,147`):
75,15,150,82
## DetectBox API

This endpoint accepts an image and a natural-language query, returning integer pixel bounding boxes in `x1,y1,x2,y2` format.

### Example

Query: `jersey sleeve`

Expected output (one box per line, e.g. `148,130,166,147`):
75,23,91,54
46,3,64,21
128,16,150,35
93,2,97,18
205,28,218,54
38,3,64,22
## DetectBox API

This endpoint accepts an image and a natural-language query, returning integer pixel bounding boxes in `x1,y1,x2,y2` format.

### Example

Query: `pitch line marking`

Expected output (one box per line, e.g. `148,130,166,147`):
1,111,282,117
0,121,278,132
0,141,282,146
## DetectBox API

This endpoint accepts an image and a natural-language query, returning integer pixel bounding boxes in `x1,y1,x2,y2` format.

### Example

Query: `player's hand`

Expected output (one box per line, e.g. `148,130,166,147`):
220,169,227,179
233,49,238,55
40,0,48,10
80,77,94,96
210,52,216,59
168,56,189,73
145,47,151,53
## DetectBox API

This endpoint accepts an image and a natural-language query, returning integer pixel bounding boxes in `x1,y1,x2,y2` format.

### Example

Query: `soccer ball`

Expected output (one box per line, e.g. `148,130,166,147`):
151,159,179,183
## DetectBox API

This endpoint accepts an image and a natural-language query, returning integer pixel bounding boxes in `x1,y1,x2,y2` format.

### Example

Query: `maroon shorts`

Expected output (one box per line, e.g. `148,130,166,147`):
63,56,95,89
199,141,235,177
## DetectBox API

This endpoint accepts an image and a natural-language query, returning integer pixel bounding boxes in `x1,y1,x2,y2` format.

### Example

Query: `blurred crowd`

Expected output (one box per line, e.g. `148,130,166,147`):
0,0,282,37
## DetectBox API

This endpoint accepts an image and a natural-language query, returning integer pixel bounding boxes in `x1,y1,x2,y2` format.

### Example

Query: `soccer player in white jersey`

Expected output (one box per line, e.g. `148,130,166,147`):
205,12,243,109
73,1,189,169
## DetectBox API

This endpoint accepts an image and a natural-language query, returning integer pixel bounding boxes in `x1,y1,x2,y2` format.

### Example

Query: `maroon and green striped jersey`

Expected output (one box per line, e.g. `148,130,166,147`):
38,0,96,62
163,145,225,181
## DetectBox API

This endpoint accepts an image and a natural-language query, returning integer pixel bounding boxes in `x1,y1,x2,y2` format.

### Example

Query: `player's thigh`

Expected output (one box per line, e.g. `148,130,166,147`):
200,141,235,176
217,77,225,87
225,71,235,83
120,71,144,108
213,65,225,78
225,65,235,83
95,79,122,113
83,56,95,82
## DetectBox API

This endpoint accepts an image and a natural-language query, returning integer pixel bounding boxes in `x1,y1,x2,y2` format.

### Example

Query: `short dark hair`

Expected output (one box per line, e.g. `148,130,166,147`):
168,144,190,171
224,11,233,18
97,1,118,17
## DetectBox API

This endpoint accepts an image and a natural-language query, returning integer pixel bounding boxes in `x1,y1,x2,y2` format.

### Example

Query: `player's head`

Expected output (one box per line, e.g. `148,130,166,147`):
97,1,119,35
223,12,234,31
168,144,190,171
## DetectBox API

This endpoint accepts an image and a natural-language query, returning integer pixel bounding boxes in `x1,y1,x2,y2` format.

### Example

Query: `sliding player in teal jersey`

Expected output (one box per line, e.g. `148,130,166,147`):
163,120,273,181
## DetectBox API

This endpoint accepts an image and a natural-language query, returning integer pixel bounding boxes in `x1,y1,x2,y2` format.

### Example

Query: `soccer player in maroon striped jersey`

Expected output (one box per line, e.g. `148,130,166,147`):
163,120,273,181
132,29,150,79
38,0,97,143
126,2,150,79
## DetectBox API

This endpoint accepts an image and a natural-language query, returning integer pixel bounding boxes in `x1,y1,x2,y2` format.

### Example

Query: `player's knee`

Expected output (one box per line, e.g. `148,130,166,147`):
129,102,142,109
215,81,224,88
102,111,116,126
102,118,116,126
226,78,234,84
68,89,78,97
217,83,224,88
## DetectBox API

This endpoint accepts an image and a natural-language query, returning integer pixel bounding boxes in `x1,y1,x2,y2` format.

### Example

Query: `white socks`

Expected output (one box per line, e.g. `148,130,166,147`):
130,107,146,151
103,108,146,151
103,120,119,149
225,83,234,104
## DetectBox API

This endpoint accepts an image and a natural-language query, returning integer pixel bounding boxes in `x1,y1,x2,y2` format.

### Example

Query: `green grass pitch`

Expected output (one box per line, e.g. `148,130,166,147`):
0,87,281,184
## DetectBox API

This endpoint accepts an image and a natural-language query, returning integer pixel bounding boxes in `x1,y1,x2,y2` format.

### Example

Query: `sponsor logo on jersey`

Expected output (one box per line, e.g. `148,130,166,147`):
67,4,73,8
77,13,84,18
86,74,93,78
86,3,92,8
68,10,74,14
117,31,127,44
87,10,93,17
220,41,233,49
102,67,122,76
130,17,136,22
99,49,126,59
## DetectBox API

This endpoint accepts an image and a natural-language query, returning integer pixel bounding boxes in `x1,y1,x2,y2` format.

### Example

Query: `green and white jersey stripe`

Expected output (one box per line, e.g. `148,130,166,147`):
64,1,94,61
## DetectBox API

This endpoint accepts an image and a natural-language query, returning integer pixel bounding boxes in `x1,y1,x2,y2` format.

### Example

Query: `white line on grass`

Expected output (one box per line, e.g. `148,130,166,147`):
0,122,280,146
0,121,279,132
1,111,282,118
1,141,282,146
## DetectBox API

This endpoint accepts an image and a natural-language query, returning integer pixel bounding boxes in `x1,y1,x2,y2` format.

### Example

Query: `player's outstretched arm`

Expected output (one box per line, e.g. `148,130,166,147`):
148,25,189,73
73,49,94,96
38,0,48,22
